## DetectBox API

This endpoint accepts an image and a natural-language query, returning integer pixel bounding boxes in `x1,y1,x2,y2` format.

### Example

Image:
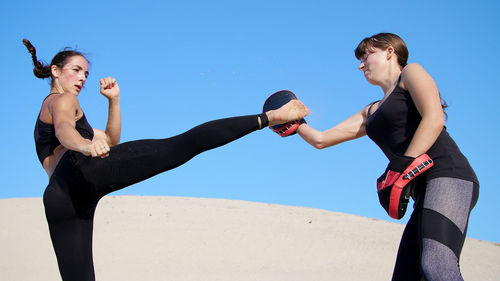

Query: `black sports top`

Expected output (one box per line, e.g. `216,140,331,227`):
365,82,478,184
34,111,94,165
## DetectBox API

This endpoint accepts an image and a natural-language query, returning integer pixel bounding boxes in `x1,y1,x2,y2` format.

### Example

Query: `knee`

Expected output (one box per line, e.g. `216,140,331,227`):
421,259,459,281
421,239,463,281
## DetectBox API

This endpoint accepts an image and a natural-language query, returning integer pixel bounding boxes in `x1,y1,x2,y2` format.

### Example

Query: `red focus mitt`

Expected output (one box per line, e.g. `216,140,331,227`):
377,154,434,219
263,90,306,137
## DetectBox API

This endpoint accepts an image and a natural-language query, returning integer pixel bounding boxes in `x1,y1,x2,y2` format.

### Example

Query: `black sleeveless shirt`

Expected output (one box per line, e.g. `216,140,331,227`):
365,83,478,184
34,111,94,165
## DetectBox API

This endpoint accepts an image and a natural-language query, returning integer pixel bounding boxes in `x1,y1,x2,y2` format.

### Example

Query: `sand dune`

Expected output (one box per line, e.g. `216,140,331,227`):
1,196,498,281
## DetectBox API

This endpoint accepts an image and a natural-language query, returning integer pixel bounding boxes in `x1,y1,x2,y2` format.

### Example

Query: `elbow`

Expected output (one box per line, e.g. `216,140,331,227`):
301,133,327,149
439,112,446,126
422,110,445,128
297,126,330,150
108,137,121,146
423,113,445,135
434,113,446,131
438,117,445,130
307,132,333,150
104,130,121,146
312,137,328,150
55,131,63,142
314,142,326,150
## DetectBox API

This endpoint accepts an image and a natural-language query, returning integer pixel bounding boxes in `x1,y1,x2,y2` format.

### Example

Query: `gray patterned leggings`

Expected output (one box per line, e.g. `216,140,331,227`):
391,177,479,281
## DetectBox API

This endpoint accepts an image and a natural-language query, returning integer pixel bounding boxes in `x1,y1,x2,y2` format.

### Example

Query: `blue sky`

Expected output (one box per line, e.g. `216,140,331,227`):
1,0,499,243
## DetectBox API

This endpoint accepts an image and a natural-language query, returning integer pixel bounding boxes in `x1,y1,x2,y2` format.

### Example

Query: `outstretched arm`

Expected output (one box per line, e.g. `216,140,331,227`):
297,106,369,149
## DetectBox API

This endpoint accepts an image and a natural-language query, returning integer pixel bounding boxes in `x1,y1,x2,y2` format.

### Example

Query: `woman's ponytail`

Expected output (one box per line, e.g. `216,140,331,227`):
22,39,52,79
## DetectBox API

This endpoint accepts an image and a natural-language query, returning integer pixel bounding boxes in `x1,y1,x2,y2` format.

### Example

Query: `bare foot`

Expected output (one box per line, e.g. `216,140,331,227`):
266,100,310,126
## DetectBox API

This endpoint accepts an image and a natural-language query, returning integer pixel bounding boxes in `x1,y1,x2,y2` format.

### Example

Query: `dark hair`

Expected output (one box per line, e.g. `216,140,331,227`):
22,39,88,85
355,33,409,69
355,33,448,116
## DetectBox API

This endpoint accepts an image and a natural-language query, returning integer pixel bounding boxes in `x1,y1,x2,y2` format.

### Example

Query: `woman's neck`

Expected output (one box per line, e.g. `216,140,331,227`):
379,68,402,96
51,79,65,94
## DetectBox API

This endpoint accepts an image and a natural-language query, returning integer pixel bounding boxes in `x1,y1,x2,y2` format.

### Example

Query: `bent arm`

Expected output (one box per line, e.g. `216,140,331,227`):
401,63,445,157
51,95,91,153
104,97,121,145
100,77,121,146
297,107,368,149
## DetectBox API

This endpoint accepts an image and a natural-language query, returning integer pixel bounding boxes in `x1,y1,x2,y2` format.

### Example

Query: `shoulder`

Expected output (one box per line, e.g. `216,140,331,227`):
401,63,427,76
46,94,82,124
361,100,380,117
39,94,78,123
400,63,432,90
48,94,79,113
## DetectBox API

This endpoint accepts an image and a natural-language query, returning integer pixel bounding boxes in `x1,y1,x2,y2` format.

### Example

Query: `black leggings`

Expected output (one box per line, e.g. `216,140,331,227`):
43,115,264,281
391,177,479,281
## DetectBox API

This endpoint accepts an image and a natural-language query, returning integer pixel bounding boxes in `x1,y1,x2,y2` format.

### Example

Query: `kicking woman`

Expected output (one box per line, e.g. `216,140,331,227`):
23,39,309,281
295,33,478,280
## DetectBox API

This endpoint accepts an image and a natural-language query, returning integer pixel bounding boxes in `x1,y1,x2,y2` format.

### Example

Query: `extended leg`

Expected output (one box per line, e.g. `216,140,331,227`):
77,114,265,197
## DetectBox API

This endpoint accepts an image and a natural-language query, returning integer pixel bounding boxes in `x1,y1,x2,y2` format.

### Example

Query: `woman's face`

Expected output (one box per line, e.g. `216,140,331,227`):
52,55,89,95
358,47,389,85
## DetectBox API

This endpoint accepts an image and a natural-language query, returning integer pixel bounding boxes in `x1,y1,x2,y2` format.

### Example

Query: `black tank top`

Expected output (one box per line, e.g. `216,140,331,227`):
34,111,94,165
365,83,478,184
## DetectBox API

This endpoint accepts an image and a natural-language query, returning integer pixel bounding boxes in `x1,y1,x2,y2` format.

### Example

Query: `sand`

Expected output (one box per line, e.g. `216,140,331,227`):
1,195,499,281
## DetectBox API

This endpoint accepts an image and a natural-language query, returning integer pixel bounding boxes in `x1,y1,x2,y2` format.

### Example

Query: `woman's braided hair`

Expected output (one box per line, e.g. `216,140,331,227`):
22,39,88,85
